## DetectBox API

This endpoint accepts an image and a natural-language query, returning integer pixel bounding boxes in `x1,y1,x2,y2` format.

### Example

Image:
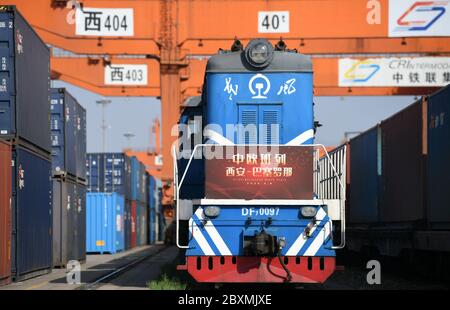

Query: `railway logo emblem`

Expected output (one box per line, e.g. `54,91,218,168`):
394,1,449,32
249,74,271,99
343,60,381,83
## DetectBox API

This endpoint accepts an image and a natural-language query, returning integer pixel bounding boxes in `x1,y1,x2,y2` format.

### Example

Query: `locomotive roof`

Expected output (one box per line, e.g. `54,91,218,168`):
206,50,312,73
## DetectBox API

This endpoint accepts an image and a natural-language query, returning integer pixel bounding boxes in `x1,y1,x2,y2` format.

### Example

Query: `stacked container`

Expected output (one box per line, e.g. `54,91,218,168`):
50,88,87,267
380,99,427,223
147,174,157,244
131,157,148,246
427,85,450,228
348,125,381,224
86,193,125,254
0,140,11,286
0,6,52,282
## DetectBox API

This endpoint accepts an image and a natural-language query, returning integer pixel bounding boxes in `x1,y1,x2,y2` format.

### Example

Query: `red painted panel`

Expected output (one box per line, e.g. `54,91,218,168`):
131,201,137,249
187,256,335,283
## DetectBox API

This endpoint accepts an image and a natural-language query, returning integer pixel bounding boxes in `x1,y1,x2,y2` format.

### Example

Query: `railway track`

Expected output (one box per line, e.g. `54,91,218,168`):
77,245,170,290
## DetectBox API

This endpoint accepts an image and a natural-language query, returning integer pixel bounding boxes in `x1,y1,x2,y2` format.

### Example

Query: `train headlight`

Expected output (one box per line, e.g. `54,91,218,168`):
245,39,274,68
204,206,221,218
301,206,317,218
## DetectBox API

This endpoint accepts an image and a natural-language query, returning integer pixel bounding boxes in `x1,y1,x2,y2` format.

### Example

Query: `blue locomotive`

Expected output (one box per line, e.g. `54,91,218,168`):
175,39,346,283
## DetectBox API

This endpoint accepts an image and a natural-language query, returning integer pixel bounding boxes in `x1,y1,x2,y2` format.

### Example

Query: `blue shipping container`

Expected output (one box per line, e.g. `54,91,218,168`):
75,100,87,180
349,126,381,223
427,85,450,224
0,7,51,152
50,88,78,177
86,153,131,198
12,143,52,280
131,157,140,201
86,193,125,254
86,154,104,192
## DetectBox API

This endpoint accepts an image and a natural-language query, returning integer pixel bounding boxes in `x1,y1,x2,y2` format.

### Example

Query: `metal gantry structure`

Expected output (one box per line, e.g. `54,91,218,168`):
2,0,450,208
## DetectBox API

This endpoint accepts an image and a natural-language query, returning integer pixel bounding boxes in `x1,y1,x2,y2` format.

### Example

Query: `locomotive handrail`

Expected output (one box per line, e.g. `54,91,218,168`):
173,143,346,250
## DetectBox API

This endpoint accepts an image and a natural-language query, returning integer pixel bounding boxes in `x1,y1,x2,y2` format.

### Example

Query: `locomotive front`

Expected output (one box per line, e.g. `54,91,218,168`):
175,39,346,283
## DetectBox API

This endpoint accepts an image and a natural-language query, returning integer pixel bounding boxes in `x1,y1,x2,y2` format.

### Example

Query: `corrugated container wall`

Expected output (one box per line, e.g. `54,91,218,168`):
148,175,156,244
86,154,104,192
52,177,86,267
12,144,52,281
0,140,11,286
86,193,125,254
131,157,140,201
131,200,137,248
349,126,381,223
50,88,86,180
50,88,76,177
0,7,51,152
427,85,450,225
75,99,87,180
86,153,131,199
136,201,148,246
380,99,427,223
139,163,147,203
76,182,86,260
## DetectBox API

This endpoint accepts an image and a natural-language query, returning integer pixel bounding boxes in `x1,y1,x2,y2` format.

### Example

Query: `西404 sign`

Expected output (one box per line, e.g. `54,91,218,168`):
76,8,134,37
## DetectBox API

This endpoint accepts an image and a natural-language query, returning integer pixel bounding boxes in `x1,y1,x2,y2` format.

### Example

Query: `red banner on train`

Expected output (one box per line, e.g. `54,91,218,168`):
205,146,313,199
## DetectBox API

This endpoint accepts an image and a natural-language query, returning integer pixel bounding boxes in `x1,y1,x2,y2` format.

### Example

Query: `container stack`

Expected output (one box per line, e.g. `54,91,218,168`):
147,173,157,245
132,157,148,247
0,6,52,282
85,153,160,253
50,88,87,268
86,153,132,253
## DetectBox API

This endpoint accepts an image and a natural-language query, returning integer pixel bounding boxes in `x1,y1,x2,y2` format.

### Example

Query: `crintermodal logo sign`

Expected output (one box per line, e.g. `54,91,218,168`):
389,0,450,37
339,57,450,87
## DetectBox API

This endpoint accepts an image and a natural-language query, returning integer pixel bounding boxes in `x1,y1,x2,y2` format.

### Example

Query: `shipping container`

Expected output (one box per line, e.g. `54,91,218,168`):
0,139,11,286
148,174,156,244
52,177,86,267
131,200,137,248
76,182,86,261
348,126,381,224
12,143,52,281
136,201,148,246
86,153,131,198
139,163,147,203
75,100,87,180
124,199,131,250
104,153,131,198
50,88,87,179
131,157,147,202
0,6,51,152
380,99,427,223
427,85,450,225
86,153,104,192
86,193,125,254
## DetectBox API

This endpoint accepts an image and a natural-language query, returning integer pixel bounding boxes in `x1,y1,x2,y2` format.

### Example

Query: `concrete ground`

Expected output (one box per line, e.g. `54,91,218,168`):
0,245,175,290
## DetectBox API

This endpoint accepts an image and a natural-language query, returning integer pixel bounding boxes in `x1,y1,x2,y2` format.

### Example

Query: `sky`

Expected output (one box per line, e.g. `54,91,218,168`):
53,80,416,152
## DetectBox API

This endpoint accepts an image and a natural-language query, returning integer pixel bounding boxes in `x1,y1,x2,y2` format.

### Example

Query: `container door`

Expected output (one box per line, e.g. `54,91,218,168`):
50,92,65,174
0,12,15,138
